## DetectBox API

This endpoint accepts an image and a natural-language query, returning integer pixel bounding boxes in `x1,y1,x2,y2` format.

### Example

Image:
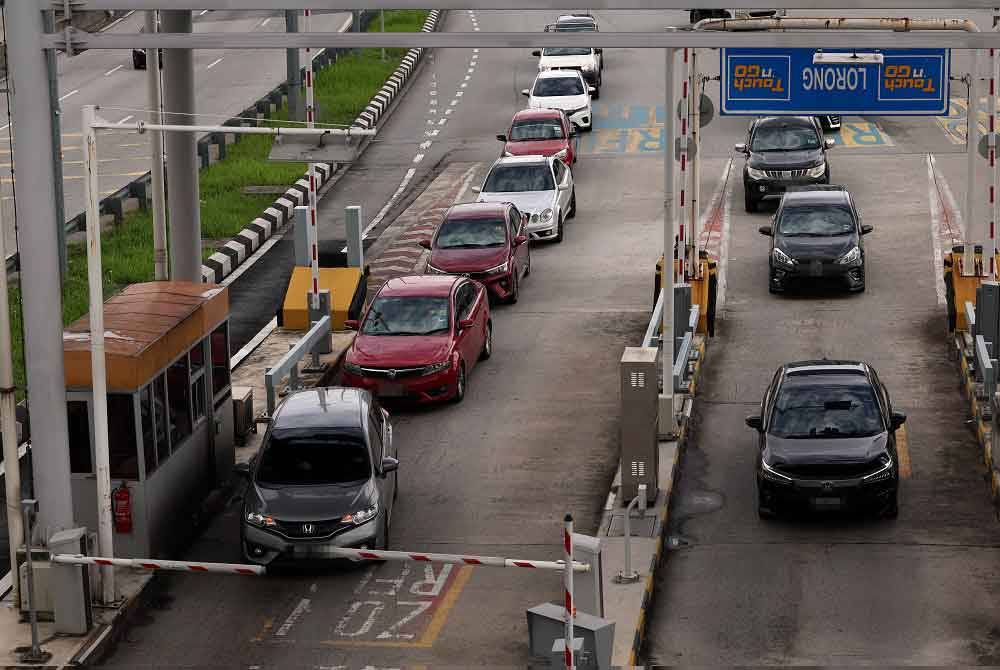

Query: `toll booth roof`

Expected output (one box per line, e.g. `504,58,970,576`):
63,281,229,392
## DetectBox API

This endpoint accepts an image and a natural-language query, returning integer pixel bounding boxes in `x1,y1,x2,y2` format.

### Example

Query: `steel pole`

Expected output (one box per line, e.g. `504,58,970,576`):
0,193,22,608
678,47,689,280
6,0,74,537
661,45,676,436
82,106,115,605
380,9,385,61
968,54,983,274
147,10,168,281
304,9,321,312
563,514,575,670
691,47,701,278
42,10,66,278
285,10,301,122
161,10,202,283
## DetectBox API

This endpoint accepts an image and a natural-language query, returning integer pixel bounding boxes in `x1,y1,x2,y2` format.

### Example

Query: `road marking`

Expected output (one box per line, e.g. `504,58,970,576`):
438,118,447,125
251,618,274,643
413,153,425,163
207,57,224,70
926,154,948,306
361,168,416,240
419,140,432,150
261,17,272,26
275,598,311,637
425,129,439,137
897,424,912,479
831,121,894,148
59,89,79,102
104,64,125,76
231,317,277,369
199,9,210,16
0,125,8,132
116,115,134,125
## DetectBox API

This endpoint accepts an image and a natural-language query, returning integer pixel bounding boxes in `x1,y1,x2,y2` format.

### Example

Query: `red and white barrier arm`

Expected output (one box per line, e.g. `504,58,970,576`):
51,554,264,576
327,546,590,571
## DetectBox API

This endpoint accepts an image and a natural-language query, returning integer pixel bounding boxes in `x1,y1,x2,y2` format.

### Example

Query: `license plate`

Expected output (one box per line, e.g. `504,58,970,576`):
813,497,841,508
380,383,405,397
293,544,341,557
809,260,823,277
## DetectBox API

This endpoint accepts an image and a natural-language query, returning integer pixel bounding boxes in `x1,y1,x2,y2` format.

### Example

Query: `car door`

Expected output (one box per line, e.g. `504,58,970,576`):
452,282,476,366
562,112,577,162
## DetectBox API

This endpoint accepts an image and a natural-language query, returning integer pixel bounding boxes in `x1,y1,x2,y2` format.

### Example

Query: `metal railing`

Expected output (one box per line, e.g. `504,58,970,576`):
977,334,996,400
644,288,700,393
263,314,331,417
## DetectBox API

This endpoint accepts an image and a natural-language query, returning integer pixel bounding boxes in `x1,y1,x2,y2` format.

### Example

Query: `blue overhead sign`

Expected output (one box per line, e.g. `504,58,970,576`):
720,48,950,116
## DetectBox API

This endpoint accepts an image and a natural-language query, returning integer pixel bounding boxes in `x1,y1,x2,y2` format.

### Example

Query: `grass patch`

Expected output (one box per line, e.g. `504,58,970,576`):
9,9,429,398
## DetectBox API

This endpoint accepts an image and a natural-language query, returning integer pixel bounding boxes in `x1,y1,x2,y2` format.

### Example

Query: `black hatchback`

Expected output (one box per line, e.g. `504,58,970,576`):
746,360,905,519
758,186,873,293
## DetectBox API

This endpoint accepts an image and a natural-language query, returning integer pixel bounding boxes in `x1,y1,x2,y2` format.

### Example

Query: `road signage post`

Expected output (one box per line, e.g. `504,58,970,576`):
720,47,951,116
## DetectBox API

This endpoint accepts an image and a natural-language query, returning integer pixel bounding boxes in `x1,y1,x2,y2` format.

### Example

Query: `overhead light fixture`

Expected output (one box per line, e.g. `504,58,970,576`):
813,51,884,65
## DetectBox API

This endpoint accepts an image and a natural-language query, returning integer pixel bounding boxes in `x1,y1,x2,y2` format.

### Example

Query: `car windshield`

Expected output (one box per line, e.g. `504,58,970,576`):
256,433,370,485
555,21,596,31
483,164,554,192
362,295,450,336
533,77,584,97
751,124,821,152
542,47,592,56
778,205,855,237
769,376,884,439
510,119,565,141
436,218,507,248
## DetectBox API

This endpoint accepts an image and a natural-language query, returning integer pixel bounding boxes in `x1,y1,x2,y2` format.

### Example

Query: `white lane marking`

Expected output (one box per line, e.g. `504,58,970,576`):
455,164,478,203
468,68,475,74
445,109,454,115
460,83,468,89
429,90,437,96
474,26,481,31
59,89,79,102
207,57,224,70
455,91,464,97
275,598,311,637
355,167,417,244
450,99,459,106
429,98,438,106
425,129,440,137
929,153,966,238
926,154,948,306
222,228,289,288
438,118,448,125
199,9,209,16
262,17,272,26
474,48,480,53
104,64,124,76
231,318,277,369
419,140,432,150
100,10,135,32
413,153,425,164
0,124,9,132
116,115,134,125
465,75,471,81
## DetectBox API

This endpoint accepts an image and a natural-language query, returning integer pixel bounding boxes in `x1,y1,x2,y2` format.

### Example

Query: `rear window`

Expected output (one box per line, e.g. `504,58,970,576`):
256,433,371,485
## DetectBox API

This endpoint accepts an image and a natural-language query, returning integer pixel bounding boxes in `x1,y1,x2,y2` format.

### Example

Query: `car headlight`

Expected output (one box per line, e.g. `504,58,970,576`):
760,459,792,485
836,246,861,265
342,503,378,525
862,453,893,483
772,248,797,266
503,151,514,157
483,260,509,275
746,166,767,180
425,262,447,274
422,360,451,376
553,148,568,160
343,361,364,375
538,208,554,223
806,163,827,178
246,511,276,528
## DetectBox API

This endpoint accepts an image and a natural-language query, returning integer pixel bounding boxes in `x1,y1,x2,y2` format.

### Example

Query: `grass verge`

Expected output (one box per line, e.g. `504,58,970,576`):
9,9,429,398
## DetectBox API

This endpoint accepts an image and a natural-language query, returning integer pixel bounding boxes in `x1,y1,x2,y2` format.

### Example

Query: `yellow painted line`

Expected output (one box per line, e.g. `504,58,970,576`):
251,617,273,643
326,565,473,649
896,424,912,479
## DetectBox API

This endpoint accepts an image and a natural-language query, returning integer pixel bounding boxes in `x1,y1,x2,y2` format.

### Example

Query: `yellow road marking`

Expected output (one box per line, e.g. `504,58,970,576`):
896,424,912,479
252,617,273,643
325,565,473,649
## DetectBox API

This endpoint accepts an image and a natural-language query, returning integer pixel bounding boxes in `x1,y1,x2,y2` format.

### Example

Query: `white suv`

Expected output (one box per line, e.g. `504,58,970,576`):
532,47,603,98
522,70,595,132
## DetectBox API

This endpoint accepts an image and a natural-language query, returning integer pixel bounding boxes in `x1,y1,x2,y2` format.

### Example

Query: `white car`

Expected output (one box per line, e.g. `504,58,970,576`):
531,47,603,98
522,70,595,132
473,155,576,243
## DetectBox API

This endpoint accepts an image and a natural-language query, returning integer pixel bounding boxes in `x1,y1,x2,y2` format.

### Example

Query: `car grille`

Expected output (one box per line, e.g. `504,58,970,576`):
763,169,810,179
274,519,350,539
774,459,884,480
354,365,429,379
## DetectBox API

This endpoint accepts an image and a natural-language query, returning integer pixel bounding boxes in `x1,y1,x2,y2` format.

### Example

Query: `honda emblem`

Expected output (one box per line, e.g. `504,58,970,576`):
302,523,315,535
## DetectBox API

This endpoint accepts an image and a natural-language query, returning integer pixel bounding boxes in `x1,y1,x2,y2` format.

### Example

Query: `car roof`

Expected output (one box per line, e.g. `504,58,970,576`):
492,154,551,166
445,202,508,220
378,274,460,298
781,186,851,207
272,387,367,432
512,108,565,121
783,360,869,377
755,116,817,129
537,68,581,80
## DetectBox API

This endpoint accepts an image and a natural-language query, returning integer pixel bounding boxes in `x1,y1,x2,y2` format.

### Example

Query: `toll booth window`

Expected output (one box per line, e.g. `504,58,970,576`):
211,323,230,397
152,374,169,464
167,356,193,449
107,394,138,480
67,400,92,474
190,338,205,375
140,386,156,477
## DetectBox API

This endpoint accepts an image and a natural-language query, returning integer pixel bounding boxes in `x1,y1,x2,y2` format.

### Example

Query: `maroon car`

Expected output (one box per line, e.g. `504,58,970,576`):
420,202,530,304
341,275,492,404
497,108,577,165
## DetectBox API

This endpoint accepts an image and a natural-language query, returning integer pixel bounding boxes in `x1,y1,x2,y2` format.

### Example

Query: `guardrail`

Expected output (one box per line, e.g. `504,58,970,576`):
263,314,331,417
977,334,996,400
644,288,701,393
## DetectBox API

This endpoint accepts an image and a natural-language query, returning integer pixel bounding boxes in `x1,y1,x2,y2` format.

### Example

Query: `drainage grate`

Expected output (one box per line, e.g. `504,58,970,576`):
607,514,657,538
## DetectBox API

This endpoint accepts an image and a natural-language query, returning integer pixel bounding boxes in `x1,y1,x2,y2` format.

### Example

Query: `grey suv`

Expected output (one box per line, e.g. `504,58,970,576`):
238,387,398,565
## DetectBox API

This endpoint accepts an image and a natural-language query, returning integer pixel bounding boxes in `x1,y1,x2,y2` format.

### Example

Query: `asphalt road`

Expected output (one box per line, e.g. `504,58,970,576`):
91,6,1000,670
0,8,350,253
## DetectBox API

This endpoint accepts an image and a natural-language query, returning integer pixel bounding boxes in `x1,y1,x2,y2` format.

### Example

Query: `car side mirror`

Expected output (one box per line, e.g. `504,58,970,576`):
891,411,907,430
824,138,836,150
532,50,541,57
380,456,399,477
234,461,251,479
344,319,359,330
418,239,432,250
514,234,527,246
496,133,507,142
734,143,748,153
758,225,773,236
861,224,874,235
745,415,763,431
521,89,530,97
458,318,475,330
471,186,481,194
588,86,597,95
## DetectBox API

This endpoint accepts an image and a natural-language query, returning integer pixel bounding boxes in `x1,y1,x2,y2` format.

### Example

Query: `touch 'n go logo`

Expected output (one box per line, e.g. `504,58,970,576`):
732,63,786,94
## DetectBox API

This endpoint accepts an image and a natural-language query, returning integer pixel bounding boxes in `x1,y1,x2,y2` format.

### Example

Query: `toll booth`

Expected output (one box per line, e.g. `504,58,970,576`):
62,282,234,559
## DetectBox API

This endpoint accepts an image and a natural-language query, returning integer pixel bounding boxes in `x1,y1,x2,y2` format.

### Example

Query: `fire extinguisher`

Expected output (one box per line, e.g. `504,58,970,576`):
112,481,132,534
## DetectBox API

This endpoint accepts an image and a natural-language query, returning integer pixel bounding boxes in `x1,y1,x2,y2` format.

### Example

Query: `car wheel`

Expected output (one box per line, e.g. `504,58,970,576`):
554,215,564,243
745,192,757,213
509,271,520,304
480,321,494,359
453,361,467,403
568,190,577,219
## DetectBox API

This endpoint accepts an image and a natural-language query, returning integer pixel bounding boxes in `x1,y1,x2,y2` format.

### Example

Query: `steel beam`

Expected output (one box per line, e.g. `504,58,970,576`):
44,0,1000,10
48,30,1000,49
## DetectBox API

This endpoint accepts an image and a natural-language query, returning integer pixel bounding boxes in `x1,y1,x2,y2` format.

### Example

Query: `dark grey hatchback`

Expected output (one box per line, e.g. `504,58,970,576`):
238,387,398,565
746,361,905,519
758,186,873,293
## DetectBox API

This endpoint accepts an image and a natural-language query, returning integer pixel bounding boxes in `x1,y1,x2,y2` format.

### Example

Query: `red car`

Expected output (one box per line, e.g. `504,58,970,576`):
342,275,492,404
497,108,577,165
420,202,531,303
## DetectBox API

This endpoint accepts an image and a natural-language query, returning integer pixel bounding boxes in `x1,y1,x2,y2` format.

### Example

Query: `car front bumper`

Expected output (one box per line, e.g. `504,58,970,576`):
242,519,380,565
770,258,864,291
342,364,458,404
758,473,896,515
745,172,828,202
